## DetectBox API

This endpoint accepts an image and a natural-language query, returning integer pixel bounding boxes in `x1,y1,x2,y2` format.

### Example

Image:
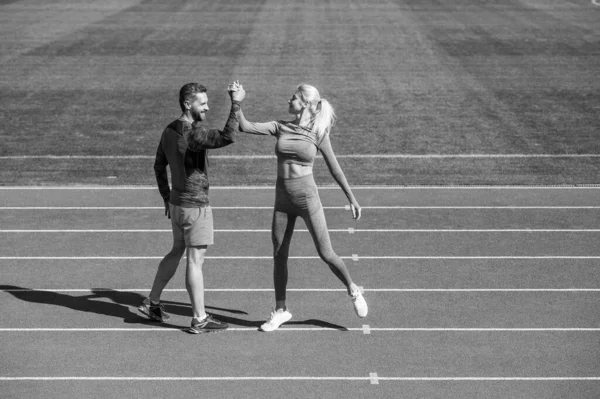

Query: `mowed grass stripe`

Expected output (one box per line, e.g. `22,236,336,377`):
24,1,268,58
1,0,599,185
1,0,268,156
0,0,141,64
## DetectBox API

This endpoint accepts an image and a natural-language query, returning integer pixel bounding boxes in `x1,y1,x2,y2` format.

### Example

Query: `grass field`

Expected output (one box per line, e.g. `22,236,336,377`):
1,0,599,185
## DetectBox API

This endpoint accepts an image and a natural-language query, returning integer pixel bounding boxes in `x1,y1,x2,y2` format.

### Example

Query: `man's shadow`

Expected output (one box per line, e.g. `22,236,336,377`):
1,284,177,328
0,285,348,331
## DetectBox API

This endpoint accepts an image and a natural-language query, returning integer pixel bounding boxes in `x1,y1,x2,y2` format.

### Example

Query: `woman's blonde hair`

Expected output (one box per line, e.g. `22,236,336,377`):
296,84,336,145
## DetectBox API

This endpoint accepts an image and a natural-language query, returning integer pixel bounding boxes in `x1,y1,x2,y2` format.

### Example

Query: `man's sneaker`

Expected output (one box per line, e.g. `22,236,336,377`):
260,308,292,332
138,298,170,322
351,289,368,318
185,314,229,334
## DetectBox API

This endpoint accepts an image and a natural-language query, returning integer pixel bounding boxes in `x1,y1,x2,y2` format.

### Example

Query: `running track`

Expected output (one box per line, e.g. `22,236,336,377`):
1,186,600,399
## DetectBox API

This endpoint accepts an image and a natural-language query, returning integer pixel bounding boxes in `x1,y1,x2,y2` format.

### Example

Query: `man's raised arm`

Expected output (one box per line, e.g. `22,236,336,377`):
184,87,246,150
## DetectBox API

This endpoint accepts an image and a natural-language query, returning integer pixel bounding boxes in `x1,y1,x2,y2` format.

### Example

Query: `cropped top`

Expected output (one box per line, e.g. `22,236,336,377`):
238,119,322,167
238,108,357,205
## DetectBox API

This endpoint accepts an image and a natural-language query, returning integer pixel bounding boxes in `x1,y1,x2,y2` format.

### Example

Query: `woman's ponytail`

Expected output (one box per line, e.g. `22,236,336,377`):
297,84,336,145
311,98,335,145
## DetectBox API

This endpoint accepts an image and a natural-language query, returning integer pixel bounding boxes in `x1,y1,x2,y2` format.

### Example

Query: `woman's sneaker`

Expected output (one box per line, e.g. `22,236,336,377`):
350,289,368,318
185,314,229,334
260,308,292,332
138,298,170,322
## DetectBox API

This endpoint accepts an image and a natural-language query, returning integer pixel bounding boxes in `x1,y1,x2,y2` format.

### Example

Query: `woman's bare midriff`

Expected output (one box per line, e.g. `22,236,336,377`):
278,162,313,179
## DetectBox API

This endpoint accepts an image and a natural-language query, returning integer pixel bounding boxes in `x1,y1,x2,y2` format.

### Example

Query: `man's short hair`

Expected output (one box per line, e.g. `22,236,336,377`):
179,83,207,112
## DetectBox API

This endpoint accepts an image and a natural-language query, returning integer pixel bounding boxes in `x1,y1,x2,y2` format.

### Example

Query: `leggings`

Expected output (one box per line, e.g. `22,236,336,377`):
272,174,353,301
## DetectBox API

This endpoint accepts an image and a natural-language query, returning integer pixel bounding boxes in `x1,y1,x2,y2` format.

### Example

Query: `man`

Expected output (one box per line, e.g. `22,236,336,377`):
138,82,245,334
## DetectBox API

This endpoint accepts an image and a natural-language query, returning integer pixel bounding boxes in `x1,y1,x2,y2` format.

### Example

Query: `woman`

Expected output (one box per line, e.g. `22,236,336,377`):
230,81,368,332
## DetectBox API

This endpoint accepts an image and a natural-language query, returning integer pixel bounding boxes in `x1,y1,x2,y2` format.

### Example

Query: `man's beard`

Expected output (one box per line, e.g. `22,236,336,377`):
191,109,205,122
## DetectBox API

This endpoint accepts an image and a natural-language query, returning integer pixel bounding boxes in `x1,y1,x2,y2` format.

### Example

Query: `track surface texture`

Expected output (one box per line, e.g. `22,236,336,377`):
1,186,600,398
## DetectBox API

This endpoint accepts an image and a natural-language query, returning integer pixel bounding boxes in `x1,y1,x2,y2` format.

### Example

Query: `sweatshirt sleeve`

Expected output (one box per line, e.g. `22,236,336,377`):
183,101,241,151
153,135,171,202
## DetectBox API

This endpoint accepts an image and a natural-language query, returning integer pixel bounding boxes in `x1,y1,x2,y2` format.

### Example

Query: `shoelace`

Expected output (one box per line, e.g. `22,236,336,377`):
266,311,277,324
148,302,166,313
192,317,208,327
266,309,289,324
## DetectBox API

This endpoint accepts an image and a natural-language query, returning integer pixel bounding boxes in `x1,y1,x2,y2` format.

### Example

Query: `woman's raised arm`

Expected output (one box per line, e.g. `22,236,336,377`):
238,107,278,136
229,81,278,136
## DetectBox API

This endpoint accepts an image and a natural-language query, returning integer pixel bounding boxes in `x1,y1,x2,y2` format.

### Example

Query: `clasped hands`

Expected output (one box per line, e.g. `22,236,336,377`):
227,80,245,102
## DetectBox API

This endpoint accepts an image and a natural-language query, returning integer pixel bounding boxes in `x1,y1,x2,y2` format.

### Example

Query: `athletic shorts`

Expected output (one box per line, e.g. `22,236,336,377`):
170,204,214,246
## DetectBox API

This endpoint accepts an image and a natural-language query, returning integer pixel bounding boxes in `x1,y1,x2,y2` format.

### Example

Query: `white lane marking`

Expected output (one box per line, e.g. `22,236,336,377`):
2,153,599,160
2,229,600,233
3,376,597,381
0,376,599,382
0,207,167,210
353,206,600,209
3,288,599,293
0,229,254,233
0,206,339,210
379,377,600,381
1,206,599,210
369,372,379,384
1,185,599,190
2,256,600,260
350,229,600,232
1,207,281,210
0,376,365,381
592,0,600,6
0,328,599,332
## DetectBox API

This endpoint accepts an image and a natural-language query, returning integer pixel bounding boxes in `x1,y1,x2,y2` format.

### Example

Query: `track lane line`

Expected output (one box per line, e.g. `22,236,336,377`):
3,288,600,292
3,206,596,209
3,229,600,232
3,256,600,260
1,328,599,332
1,185,600,190
2,153,599,160
3,376,597,381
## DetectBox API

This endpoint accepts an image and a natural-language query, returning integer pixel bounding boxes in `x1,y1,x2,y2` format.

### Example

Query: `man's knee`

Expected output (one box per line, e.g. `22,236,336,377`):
187,245,207,266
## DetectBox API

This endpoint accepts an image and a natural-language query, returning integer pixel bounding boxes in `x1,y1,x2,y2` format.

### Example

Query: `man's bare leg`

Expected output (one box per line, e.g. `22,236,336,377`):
185,245,207,319
149,240,186,303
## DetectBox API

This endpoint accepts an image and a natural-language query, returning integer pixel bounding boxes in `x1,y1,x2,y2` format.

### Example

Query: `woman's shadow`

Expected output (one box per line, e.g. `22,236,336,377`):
0,285,348,331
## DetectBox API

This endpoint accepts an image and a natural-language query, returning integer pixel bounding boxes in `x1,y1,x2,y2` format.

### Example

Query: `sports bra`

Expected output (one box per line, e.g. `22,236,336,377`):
274,121,321,167
239,119,324,167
